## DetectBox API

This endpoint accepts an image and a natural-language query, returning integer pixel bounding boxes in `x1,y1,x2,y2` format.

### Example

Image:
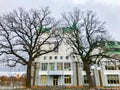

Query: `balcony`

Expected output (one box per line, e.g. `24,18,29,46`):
48,71,63,75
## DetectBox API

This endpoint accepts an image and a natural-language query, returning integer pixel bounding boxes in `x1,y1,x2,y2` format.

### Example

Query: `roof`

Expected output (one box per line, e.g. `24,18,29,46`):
62,22,78,33
62,27,74,32
38,26,51,33
104,41,120,57
105,41,120,49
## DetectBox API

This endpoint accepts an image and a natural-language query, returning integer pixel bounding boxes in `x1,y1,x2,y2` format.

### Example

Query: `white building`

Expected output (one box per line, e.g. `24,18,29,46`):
32,29,120,88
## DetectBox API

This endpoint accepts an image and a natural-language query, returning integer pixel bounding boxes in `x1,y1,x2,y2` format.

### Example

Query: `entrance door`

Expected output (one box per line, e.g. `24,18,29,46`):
53,76,58,86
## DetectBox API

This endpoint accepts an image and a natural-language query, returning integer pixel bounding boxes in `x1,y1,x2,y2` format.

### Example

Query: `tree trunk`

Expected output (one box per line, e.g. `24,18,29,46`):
83,63,93,88
75,62,79,86
26,62,32,88
33,63,36,86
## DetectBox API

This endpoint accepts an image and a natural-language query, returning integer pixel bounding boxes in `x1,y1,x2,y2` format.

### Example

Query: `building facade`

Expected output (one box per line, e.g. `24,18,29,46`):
33,33,120,87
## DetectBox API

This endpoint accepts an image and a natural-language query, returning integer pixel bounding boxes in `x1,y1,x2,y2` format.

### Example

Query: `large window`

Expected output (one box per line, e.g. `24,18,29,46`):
49,63,55,70
83,75,88,84
41,75,47,85
41,63,48,71
105,65,116,70
57,63,63,70
64,75,71,84
64,63,71,70
107,75,119,84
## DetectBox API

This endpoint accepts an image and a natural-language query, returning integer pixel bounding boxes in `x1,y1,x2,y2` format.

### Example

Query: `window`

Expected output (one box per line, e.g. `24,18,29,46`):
57,63,63,70
66,56,69,60
60,56,63,60
49,63,55,70
49,56,52,60
72,56,75,59
44,56,46,60
54,41,59,53
64,63,71,70
83,75,88,84
54,56,57,60
41,75,47,85
105,65,116,70
64,75,71,84
41,63,48,70
107,75,119,84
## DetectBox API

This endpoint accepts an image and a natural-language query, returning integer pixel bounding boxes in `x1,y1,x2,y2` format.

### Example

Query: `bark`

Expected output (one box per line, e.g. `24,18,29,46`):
75,62,79,86
33,63,37,86
83,63,93,88
26,61,32,88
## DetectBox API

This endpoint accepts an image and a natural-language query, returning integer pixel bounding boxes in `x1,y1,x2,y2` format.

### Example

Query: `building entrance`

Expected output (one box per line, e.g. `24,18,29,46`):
53,76,58,86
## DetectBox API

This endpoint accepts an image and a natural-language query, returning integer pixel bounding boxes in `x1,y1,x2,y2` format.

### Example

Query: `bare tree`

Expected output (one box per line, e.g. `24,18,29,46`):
0,7,62,88
62,9,111,88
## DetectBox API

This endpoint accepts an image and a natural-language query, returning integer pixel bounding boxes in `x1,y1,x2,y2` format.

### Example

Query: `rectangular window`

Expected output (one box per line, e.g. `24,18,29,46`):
64,63,71,70
83,75,88,84
107,75,119,84
44,56,46,60
41,75,47,85
49,56,52,60
49,63,55,70
60,56,63,60
66,56,69,60
64,75,71,84
54,56,58,60
105,65,116,70
57,63,63,70
41,63,48,71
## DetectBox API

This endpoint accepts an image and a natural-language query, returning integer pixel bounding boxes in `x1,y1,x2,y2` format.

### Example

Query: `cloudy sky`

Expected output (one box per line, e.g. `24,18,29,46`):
0,0,120,40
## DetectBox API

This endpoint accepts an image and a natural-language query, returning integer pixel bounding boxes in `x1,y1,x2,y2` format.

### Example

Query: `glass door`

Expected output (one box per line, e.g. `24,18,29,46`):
53,76,58,86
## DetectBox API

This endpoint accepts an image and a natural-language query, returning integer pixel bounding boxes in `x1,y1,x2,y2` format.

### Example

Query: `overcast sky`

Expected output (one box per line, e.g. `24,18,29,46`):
0,0,120,41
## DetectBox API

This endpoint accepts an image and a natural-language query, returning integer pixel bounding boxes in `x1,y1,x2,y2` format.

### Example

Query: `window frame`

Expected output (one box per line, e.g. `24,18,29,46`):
107,75,119,84
40,75,47,85
64,75,71,84
57,63,63,70
105,65,116,70
41,63,48,71
64,63,71,71
83,75,88,84
49,63,55,70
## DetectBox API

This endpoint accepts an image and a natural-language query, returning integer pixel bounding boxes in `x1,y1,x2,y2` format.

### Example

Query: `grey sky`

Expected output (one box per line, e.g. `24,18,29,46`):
0,0,120,41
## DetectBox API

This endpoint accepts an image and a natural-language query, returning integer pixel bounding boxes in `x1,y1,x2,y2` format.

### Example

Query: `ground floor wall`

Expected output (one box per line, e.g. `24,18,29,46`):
37,75,74,86
33,62,120,87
